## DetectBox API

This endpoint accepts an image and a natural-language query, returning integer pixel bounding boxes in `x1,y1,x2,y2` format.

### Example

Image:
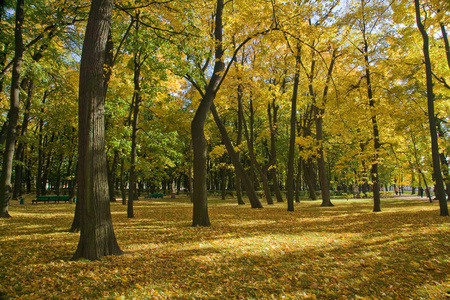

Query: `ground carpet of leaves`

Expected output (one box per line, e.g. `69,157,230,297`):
0,196,449,299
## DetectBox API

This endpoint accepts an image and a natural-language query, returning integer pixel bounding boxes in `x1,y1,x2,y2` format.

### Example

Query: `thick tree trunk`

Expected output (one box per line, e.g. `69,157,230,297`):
72,0,123,260
191,0,225,226
415,0,448,215
0,0,24,218
191,121,211,226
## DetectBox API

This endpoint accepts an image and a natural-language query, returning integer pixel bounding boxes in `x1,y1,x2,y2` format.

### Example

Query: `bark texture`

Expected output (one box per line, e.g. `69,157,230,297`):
191,0,225,226
72,0,123,260
0,0,24,218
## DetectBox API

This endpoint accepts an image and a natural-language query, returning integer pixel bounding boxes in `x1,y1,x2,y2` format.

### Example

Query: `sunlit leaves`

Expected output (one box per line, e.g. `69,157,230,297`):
0,197,449,299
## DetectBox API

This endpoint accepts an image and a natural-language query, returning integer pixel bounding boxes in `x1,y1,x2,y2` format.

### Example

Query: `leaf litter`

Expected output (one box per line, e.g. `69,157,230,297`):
0,197,448,299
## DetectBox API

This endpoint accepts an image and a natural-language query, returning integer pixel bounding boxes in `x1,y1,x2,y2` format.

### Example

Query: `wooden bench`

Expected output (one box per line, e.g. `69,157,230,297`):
32,195,72,204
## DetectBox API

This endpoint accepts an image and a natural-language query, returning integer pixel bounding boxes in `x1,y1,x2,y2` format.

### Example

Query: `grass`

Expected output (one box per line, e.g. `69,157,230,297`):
0,195,449,299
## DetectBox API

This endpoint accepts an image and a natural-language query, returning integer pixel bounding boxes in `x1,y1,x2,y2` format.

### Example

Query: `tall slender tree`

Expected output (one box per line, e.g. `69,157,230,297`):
287,45,301,211
414,0,449,216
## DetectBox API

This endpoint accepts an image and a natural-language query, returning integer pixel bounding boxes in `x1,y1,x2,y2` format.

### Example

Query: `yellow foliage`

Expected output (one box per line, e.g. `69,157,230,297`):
209,144,227,159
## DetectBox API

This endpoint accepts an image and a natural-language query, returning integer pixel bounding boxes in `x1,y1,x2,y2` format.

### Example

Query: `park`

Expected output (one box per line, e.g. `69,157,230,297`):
0,0,450,298
0,195,449,299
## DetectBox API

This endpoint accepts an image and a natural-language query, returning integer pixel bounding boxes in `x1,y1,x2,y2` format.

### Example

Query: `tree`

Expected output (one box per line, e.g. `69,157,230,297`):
286,45,301,211
210,103,262,208
190,0,225,226
0,0,24,218
303,45,338,207
414,0,449,216
72,0,123,260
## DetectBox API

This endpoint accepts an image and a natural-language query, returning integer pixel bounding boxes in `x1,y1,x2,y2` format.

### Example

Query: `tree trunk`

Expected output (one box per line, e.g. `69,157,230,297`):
120,157,127,205
268,99,283,202
55,154,63,195
210,103,262,208
295,158,302,203
437,123,450,201
242,99,273,205
235,83,245,205
304,158,317,200
13,31,54,199
414,0,448,216
191,120,211,226
36,93,49,197
12,78,33,199
363,51,381,212
0,0,24,218
439,152,450,201
108,150,118,202
0,121,9,150
308,50,337,207
41,138,54,195
221,163,226,200
128,48,142,219
72,0,123,260
69,159,78,199
191,0,225,226
287,47,301,211
188,140,193,202
25,156,32,194
68,161,81,233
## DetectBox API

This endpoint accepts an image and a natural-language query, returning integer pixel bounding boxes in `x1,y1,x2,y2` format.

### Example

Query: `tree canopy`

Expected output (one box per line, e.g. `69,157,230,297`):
0,0,449,227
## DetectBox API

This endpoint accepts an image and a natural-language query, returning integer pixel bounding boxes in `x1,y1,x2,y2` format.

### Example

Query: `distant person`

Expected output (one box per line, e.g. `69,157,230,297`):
418,187,423,197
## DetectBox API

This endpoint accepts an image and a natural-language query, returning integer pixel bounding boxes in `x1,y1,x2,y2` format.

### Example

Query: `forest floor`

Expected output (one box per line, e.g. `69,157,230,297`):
0,195,449,299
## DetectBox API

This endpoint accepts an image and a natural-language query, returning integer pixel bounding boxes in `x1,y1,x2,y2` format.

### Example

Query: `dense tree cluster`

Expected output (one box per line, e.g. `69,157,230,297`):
0,0,449,258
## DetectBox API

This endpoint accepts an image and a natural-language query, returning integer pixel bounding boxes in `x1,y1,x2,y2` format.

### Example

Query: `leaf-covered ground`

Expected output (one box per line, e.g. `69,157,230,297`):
0,196,449,299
